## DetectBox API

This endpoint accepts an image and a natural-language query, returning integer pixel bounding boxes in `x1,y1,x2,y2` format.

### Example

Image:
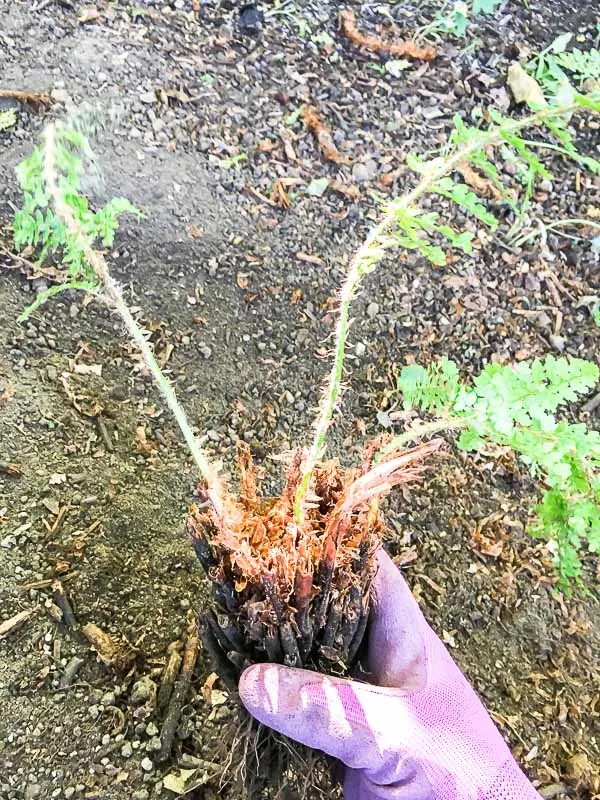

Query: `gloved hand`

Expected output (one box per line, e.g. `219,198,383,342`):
239,549,540,800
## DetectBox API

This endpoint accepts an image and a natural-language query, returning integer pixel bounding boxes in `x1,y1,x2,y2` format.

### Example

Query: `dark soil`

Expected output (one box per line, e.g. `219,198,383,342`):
1,1,599,799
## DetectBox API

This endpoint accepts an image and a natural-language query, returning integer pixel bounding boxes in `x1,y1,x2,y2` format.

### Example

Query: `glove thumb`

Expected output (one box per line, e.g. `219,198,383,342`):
239,662,416,782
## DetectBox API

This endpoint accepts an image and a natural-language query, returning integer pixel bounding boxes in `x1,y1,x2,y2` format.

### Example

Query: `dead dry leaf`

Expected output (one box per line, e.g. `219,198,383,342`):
457,161,503,201
82,623,137,672
507,62,547,108
186,223,204,239
271,178,292,209
303,106,350,165
471,513,505,558
330,179,361,200
258,139,278,153
236,272,250,290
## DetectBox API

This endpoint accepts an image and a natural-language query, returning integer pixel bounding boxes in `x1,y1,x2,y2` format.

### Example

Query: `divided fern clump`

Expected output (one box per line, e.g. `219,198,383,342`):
392,357,600,588
8,61,600,794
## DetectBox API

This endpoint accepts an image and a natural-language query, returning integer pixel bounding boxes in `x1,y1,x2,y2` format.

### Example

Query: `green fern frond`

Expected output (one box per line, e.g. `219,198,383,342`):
13,124,142,318
398,357,461,414
555,48,600,83
431,176,499,228
396,355,600,589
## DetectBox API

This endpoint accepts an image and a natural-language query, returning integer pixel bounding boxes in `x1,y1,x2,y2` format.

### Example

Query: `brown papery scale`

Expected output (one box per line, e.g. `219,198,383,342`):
187,439,441,797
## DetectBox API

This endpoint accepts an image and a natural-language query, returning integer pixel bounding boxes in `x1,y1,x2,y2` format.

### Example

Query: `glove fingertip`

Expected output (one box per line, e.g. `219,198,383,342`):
239,662,270,714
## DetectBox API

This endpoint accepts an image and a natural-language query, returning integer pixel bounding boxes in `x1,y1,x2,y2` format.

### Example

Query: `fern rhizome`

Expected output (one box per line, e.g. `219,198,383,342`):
10,70,600,794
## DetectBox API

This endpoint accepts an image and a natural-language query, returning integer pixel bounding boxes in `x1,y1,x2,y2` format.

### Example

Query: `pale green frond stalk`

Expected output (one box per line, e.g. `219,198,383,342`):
41,124,225,519
293,99,587,523
376,417,465,461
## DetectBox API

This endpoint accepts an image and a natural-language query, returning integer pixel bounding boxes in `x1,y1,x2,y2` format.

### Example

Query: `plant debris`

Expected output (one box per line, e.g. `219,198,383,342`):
81,623,138,672
457,161,504,201
0,608,36,639
339,9,436,61
0,88,52,107
303,106,351,165
506,62,547,107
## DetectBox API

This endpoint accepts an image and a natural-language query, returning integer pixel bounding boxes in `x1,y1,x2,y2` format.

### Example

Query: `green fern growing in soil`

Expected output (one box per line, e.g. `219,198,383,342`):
527,33,600,97
385,357,600,589
12,122,219,493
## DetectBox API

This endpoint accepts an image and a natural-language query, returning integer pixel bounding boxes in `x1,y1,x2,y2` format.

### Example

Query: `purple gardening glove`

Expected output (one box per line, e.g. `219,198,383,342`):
239,549,541,800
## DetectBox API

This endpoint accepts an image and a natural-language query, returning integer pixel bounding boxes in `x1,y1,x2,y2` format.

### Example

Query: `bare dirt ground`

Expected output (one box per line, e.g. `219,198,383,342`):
1,1,599,799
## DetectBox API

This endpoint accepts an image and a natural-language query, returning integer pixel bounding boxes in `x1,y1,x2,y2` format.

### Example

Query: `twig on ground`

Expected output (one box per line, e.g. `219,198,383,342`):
0,89,52,106
52,580,79,630
157,642,183,712
159,615,199,761
95,415,114,452
59,655,86,689
0,608,36,639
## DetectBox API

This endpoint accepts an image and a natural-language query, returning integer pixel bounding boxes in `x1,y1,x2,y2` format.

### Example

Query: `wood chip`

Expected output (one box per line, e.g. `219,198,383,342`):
0,608,36,639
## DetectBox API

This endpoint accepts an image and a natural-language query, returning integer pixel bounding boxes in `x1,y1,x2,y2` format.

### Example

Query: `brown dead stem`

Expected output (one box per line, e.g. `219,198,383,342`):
340,9,437,61
303,106,351,165
0,89,52,107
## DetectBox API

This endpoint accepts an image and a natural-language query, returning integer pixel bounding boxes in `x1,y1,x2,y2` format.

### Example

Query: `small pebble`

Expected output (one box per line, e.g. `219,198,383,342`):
121,741,133,758
549,334,565,352
141,757,154,772
130,676,157,706
146,736,162,752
